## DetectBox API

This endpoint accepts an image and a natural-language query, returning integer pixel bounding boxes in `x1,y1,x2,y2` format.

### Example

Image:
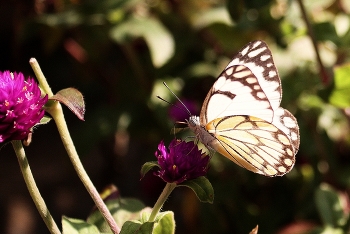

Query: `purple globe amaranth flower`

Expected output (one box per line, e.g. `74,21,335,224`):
155,139,209,184
0,71,48,143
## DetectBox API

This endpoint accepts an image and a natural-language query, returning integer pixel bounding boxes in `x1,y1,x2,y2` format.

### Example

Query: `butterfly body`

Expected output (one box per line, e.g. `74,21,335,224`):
187,40,300,177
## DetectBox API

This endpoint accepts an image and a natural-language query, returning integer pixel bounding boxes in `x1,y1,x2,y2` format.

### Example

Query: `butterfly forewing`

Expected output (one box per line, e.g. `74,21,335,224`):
200,65,274,125
225,40,282,111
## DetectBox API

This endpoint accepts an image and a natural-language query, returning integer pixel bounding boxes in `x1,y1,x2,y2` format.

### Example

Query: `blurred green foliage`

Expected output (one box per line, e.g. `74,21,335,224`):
1,0,350,233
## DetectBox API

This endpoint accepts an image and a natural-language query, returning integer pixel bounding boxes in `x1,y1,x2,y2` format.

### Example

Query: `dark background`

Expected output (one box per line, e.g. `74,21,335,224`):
1,0,350,233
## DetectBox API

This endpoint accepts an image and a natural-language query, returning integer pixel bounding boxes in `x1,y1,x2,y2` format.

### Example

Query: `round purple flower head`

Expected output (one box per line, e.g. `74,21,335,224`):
0,71,48,143
155,139,209,184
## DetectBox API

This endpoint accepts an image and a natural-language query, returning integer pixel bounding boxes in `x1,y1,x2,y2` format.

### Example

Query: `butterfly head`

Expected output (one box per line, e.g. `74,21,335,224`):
187,115,200,128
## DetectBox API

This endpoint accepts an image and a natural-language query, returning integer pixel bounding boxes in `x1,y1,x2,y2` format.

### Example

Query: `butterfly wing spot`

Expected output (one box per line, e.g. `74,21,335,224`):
225,67,234,76
277,166,287,173
286,148,293,156
264,165,278,176
248,47,267,58
282,116,297,128
253,85,260,90
269,70,277,78
240,46,250,56
283,158,294,166
246,77,258,84
256,92,266,99
291,132,299,144
223,65,253,80
272,108,300,152
277,133,291,145
252,40,263,48
260,55,271,61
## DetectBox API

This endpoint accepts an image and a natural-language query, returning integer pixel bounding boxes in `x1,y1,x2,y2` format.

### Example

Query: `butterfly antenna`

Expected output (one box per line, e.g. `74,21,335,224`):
156,95,190,118
161,82,192,116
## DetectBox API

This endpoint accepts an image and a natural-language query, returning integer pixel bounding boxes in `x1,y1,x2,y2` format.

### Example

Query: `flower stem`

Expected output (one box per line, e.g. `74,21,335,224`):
148,183,176,222
29,58,120,234
29,58,54,97
11,140,61,234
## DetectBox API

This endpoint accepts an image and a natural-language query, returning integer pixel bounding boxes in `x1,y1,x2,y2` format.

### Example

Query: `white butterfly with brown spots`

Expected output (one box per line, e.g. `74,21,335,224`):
187,40,300,176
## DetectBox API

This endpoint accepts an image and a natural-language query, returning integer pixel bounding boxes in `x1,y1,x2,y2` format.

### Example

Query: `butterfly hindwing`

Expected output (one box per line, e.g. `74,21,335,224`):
206,116,295,176
273,108,300,152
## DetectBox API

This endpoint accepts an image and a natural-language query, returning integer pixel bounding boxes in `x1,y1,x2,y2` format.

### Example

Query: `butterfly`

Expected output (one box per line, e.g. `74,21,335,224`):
187,40,300,177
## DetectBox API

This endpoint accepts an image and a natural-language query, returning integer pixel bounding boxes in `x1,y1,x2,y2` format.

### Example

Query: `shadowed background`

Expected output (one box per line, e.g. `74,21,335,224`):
0,0,350,233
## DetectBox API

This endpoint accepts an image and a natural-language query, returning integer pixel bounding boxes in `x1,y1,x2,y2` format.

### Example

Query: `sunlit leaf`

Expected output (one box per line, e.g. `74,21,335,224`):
62,216,100,234
192,7,233,29
120,221,154,234
110,16,174,67
39,115,52,125
87,198,146,232
153,211,175,234
318,105,349,141
139,210,175,234
330,64,350,108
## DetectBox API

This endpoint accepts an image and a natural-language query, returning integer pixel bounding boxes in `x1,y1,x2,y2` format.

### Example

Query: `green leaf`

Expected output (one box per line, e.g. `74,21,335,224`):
62,216,100,234
120,220,154,234
137,210,175,234
110,16,174,67
227,0,244,22
87,198,146,232
39,115,52,125
120,220,142,234
330,64,350,108
179,177,214,203
312,22,339,44
315,183,347,227
50,88,85,120
309,226,344,234
244,0,272,8
140,161,159,178
153,211,175,234
192,7,233,29
120,210,174,234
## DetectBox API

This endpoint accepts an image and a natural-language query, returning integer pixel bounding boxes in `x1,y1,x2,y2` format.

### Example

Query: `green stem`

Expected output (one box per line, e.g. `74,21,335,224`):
148,183,176,222
12,140,61,234
29,58,120,234
296,0,329,84
29,58,54,97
